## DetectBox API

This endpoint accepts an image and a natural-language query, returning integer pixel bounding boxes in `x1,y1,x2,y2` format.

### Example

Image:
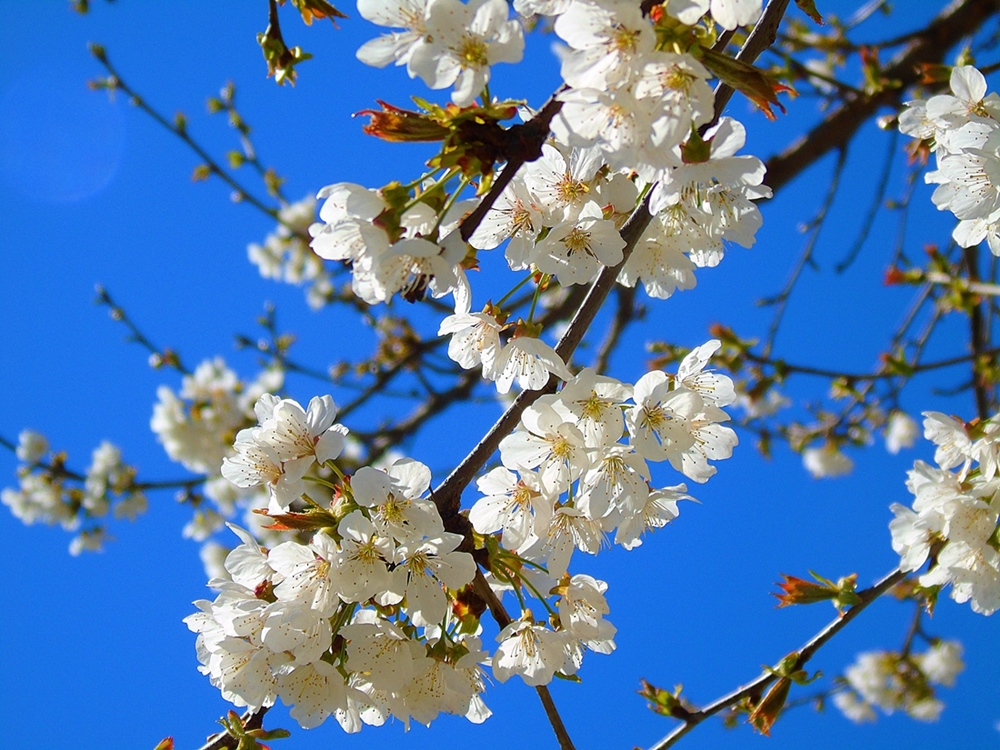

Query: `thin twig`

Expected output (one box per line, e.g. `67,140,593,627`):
762,145,848,356
95,285,190,374
742,345,1000,381
765,0,1000,193
961,246,994,419
90,47,283,224
647,567,907,750
836,128,898,273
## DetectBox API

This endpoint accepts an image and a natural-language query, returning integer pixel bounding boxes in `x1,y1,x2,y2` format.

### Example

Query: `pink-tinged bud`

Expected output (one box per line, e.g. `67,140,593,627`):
356,101,451,143
884,266,905,286
773,571,859,612
747,676,791,736
698,48,795,120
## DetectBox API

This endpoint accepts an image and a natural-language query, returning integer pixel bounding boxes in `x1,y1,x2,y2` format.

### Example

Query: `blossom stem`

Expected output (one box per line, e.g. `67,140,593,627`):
517,571,559,618
433,175,471,235
526,275,545,323
304,475,340,492
495,271,535,308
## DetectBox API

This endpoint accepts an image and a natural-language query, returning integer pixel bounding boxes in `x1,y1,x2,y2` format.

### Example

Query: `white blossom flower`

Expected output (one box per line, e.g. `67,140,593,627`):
802,444,854,478
397,634,492,726
885,410,919,454
469,466,553,553
492,334,573,394
331,511,400,605
467,174,542,266
15,430,48,464
269,532,346,615
554,1,654,90
499,398,591,496
665,0,762,30
257,395,348,465
913,640,964,687
408,0,525,106
221,429,312,512
557,368,633,448
523,143,604,225
438,310,504,378
279,660,363,731
342,610,432,692
492,616,571,686
556,574,616,653
356,0,433,70
533,202,626,285
394,532,476,627
351,459,442,542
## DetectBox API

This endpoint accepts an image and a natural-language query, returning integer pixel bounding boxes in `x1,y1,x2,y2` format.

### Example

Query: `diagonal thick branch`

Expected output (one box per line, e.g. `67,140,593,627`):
431,2,794,747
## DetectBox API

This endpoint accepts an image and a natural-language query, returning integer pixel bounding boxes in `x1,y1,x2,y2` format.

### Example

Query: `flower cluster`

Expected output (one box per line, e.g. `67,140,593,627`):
191,392,625,730
357,0,525,107
308,0,771,399
1,431,146,554
164,0,767,735
833,640,964,723
222,393,349,513
185,479,487,730
473,340,734,581
151,358,283,539
900,64,1000,255
889,411,1000,615
248,196,335,310
308,181,471,307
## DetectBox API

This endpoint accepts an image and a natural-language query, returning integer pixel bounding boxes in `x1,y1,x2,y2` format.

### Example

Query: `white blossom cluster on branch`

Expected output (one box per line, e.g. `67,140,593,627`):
833,640,965,723
889,411,1000,615
189,331,736,731
900,64,1000,255
247,196,335,310
2,430,146,555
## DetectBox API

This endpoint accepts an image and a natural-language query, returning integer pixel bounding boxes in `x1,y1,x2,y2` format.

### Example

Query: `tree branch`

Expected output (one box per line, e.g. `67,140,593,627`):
647,567,907,750
431,3,794,746
89,46,285,225
764,0,1000,194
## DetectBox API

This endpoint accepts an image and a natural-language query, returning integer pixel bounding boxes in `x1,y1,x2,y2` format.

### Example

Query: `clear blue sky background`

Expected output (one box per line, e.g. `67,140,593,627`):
0,2,996,749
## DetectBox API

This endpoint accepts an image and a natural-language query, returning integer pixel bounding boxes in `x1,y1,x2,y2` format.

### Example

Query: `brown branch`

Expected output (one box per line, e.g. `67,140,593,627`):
458,95,566,242
764,0,1000,194
742,344,1000,381
470,572,576,749
961,246,995,419
647,567,907,750
89,46,284,224
593,285,638,375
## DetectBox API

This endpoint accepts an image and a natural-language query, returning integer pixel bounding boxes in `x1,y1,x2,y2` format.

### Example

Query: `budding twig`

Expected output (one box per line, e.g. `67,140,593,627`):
647,567,907,750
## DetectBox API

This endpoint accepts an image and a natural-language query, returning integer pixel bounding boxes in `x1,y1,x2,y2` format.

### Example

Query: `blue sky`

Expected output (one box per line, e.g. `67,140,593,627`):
1,2,997,749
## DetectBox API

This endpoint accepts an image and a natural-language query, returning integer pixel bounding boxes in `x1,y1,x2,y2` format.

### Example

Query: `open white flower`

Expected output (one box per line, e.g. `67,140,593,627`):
492,334,573,394
408,0,524,106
